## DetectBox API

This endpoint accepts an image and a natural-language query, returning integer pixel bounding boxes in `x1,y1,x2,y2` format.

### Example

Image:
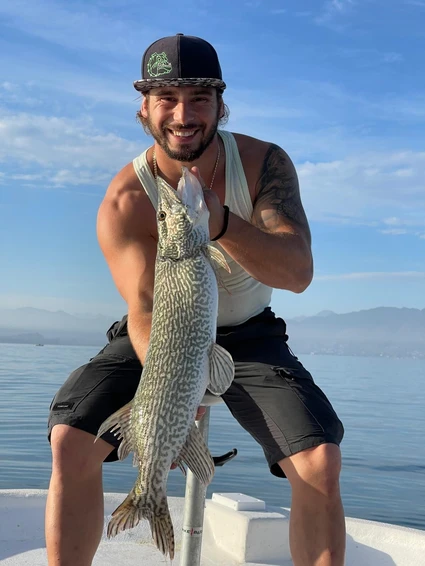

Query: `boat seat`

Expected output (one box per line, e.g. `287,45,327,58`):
200,390,225,407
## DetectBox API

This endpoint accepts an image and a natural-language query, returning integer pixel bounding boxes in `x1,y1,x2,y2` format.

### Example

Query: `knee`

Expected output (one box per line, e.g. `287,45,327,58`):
50,424,112,481
282,443,342,497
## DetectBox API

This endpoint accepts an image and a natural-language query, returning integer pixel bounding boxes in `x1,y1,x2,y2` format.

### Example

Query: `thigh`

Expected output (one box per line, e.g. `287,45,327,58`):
222,355,344,478
48,350,142,462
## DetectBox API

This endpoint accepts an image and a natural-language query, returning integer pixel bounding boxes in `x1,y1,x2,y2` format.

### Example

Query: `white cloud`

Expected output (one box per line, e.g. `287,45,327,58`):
298,150,425,230
316,271,425,281
330,0,354,11
382,52,404,63
0,0,156,55
0,110,143,184
380,229,408,236
1,82,15,91
339,48,404,66
315,0,355,27
383,217,402,226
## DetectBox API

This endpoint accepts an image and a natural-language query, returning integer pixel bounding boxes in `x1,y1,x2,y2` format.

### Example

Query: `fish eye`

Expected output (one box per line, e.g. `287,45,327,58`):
158,211,167,221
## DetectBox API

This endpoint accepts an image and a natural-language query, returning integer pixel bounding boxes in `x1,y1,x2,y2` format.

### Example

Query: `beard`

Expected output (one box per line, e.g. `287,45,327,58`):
144,109,221,162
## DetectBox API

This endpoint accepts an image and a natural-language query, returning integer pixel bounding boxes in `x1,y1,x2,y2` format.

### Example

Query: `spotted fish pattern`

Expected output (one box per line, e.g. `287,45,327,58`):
96,168,234,559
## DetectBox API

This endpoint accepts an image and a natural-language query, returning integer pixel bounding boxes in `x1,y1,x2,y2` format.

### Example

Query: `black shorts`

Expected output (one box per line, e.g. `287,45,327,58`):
48,308,344,477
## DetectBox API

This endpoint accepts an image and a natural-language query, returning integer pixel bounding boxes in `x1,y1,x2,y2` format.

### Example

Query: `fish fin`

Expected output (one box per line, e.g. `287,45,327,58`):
208,343,234,395
150,504,175,560
107,489,141,538
95,401,134,461
172,457,187,476
207,245,231,272
178,461,187,476
108,488,175,560
179,423,215,485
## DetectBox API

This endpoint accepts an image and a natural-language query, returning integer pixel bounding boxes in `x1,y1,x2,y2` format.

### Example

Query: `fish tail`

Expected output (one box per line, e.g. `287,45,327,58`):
149,502,175,560
107,488,175,560
107,488,141,538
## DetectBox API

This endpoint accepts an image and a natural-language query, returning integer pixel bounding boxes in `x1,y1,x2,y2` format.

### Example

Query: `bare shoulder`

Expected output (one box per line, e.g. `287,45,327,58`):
232,133,269,193
97,161,158,307
232,133,310,242
232,133,295,201
97,162,156,247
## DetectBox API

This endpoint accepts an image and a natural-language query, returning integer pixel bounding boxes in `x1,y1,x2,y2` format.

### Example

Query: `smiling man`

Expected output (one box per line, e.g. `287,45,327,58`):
46,34,345,566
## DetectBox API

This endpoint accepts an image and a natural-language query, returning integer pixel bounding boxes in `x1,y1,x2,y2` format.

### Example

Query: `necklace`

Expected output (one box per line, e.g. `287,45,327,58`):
152,142,221,190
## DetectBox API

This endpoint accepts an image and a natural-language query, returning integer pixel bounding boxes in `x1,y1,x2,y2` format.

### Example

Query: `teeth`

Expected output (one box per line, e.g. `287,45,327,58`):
172,130,195,137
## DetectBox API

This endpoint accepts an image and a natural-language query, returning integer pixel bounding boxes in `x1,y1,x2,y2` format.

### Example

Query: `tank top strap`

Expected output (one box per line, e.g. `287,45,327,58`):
133,150,159,210
219,130,253,222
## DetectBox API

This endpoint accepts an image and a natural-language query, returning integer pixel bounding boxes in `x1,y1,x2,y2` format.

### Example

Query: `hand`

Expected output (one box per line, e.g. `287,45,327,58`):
191,167,225,240
195,406,206,420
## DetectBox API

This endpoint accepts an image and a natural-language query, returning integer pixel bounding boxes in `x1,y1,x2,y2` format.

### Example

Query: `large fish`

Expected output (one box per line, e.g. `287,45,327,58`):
96,167,234,559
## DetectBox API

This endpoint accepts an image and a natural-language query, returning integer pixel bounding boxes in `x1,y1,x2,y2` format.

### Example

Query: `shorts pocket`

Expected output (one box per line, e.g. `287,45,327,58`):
50,355,136,415
274,365,344,442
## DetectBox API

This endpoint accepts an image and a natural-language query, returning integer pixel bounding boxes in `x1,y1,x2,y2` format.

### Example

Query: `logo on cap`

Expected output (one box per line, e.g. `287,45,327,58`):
147,52,172,77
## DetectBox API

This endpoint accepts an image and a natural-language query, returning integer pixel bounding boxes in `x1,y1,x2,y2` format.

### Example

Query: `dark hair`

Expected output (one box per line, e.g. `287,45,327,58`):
135,90,230,135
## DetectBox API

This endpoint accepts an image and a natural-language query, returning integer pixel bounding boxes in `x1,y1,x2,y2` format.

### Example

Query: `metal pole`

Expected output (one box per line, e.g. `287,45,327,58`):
179,406,211,566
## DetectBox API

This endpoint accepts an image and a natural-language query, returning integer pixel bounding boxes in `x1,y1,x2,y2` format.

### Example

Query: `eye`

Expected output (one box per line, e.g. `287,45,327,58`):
158,211,167,221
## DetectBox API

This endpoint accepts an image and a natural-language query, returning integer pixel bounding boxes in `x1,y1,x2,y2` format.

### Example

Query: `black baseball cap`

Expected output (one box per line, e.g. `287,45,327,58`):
133,33,226,93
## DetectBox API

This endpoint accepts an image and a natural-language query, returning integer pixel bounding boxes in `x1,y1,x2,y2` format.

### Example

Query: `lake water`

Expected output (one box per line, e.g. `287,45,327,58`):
1,343,424,531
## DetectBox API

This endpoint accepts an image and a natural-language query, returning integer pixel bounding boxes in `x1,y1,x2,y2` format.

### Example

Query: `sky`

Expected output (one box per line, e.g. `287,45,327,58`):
0,0,424,321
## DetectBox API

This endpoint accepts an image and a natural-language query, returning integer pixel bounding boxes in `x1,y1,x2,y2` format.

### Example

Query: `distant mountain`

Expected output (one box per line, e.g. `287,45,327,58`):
0,306,424,358
0,307,117,332
0,307,122,346
286,307,425,359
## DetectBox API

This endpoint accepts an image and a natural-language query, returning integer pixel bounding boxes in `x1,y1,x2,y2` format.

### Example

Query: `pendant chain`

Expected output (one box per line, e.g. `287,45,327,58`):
152,142,221,190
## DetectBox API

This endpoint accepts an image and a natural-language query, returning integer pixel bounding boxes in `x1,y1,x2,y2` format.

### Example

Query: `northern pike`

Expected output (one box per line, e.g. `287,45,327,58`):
96,167,234,559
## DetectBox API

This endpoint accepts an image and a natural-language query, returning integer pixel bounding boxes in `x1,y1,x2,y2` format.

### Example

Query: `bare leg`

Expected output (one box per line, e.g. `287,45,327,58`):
279,444,346,566
45,425,114,566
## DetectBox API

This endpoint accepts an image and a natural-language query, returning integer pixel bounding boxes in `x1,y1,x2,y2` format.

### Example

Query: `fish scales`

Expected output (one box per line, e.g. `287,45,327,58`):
135,256,217,482
96,168,234,559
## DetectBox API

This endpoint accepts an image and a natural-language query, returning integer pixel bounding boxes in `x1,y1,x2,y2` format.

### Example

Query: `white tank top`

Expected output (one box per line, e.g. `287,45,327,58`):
132,130,273,326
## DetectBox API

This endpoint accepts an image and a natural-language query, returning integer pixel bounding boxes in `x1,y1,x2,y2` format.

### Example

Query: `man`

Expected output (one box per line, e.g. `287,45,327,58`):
46,34,345,566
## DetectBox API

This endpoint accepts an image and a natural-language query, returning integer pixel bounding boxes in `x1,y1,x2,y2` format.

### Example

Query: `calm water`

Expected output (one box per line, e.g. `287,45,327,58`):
1,343,424,531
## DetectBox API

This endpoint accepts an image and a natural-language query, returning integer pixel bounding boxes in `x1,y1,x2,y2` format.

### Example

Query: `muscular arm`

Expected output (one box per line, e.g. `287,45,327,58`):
217,143,313,292
97,167,156,364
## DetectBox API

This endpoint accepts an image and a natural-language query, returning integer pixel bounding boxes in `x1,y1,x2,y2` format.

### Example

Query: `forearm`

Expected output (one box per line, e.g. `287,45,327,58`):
219,212,313,292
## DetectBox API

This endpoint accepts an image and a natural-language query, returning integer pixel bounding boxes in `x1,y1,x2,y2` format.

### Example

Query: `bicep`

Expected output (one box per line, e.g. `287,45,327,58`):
252,144,311,245
97,199,157,312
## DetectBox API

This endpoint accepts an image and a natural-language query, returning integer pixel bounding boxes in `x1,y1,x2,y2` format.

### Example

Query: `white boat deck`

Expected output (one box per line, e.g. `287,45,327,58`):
1,490,425,566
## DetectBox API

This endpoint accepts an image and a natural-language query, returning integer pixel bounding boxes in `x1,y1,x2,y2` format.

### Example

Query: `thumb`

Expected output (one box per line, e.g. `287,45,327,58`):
190,167,207,189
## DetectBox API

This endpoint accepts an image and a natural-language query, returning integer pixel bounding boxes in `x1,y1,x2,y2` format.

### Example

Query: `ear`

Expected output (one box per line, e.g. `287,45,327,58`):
219,98,225,120
141,95,149,119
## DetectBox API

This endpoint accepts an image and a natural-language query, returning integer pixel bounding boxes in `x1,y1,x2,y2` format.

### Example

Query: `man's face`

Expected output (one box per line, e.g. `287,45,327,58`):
141,86,223,162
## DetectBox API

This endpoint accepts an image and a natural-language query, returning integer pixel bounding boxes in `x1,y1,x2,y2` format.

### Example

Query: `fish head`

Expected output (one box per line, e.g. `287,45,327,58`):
156,167,210,260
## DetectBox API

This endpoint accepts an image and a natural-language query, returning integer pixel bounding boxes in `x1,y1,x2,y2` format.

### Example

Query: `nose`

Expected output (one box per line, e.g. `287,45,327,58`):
173,101,195,125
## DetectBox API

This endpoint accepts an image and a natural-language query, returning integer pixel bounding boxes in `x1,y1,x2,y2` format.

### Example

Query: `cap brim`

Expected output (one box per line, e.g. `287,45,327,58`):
133,77,226,93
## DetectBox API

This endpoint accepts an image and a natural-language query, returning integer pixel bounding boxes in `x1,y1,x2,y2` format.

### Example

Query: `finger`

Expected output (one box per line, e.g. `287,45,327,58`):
195,406,206,420
190,167,208,190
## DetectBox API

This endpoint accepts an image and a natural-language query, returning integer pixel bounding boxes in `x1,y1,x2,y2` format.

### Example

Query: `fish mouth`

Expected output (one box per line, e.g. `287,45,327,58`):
157,179,182,208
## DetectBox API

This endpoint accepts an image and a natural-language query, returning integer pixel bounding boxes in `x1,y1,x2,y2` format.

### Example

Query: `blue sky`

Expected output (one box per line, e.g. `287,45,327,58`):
1,0,424,320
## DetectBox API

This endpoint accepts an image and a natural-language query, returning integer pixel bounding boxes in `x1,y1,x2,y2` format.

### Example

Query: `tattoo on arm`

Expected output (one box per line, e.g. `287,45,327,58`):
253,144,310,241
